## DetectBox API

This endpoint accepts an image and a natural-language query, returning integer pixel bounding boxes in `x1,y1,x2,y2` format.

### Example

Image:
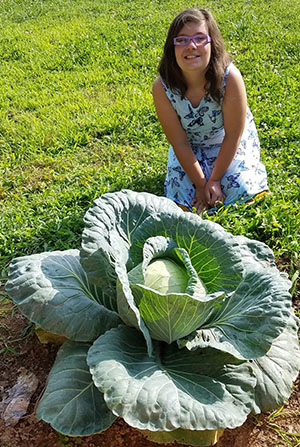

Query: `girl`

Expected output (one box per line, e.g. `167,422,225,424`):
152,8,269,213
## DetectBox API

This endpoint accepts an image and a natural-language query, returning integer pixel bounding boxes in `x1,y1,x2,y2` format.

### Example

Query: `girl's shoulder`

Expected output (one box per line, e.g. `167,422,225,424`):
152,76,169,99
152,76,162,88
153,76,181,104
224,63,243,84
153,76,168,94
222,63,247,110
222,63,245,97
153,76,169,92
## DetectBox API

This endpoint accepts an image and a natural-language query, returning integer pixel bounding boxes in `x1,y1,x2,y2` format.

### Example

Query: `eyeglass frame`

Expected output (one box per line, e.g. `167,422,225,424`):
173,34,212,46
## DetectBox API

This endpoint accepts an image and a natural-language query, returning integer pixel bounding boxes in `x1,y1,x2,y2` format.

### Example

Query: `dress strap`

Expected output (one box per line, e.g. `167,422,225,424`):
221,62,233,101
160,76,167,90
159,76,180,105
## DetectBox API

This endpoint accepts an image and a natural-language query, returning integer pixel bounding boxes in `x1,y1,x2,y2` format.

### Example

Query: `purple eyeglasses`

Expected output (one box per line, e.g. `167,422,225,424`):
173,34,212,46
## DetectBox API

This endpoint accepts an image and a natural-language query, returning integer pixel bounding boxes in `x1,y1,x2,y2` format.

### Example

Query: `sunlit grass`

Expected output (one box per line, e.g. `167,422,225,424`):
0,0,299,279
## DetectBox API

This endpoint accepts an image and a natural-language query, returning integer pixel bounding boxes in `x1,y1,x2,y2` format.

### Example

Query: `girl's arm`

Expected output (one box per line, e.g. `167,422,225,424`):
152,77,208,210
205,65,247,205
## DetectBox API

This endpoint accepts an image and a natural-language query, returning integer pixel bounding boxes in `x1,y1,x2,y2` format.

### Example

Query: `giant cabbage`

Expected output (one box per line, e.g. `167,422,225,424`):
5,190,300,446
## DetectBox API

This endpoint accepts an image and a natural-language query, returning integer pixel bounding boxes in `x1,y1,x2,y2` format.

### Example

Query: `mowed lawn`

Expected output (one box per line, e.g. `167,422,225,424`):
0,0,299,284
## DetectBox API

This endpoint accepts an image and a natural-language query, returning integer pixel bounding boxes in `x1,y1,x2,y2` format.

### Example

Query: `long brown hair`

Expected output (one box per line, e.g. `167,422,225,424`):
159,8,232,103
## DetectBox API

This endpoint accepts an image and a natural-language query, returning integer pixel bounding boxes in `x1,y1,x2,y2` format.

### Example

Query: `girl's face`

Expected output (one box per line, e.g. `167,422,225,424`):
174,20,211,76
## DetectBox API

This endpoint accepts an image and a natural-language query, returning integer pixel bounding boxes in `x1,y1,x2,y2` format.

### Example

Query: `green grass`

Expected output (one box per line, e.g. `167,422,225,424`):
0,0,299,279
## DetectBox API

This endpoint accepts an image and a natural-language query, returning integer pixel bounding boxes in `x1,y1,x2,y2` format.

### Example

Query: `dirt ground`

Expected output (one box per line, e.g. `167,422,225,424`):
1,293,299,447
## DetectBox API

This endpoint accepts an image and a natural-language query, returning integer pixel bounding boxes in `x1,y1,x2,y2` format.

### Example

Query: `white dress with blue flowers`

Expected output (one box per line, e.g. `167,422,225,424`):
162,63,268,211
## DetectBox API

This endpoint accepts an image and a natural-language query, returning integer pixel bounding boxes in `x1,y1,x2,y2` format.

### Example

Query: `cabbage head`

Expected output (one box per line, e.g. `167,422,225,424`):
132,258,190,294
5,190,300,446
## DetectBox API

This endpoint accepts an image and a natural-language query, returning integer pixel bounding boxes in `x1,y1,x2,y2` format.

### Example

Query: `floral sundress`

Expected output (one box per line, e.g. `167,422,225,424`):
162,63,269,211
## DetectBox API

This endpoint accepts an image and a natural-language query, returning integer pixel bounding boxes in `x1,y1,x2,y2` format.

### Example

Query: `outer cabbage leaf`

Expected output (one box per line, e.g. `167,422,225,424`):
36,341,116,435
235,235,277,271
179,268,292,360
251,314,300,413
5,250,121,341
87,325,256,432
80,190,181,311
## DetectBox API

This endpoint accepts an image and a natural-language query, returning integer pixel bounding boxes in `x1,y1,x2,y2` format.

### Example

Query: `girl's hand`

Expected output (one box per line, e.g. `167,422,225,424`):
205,180,225,207
191,184,209,213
